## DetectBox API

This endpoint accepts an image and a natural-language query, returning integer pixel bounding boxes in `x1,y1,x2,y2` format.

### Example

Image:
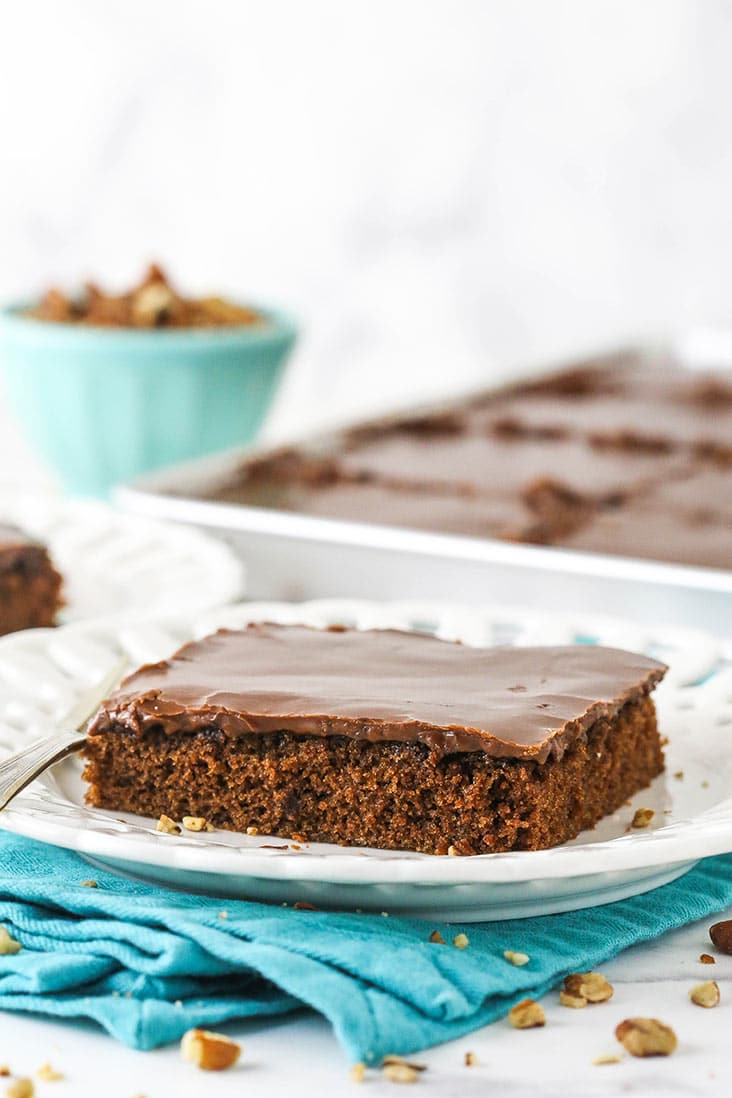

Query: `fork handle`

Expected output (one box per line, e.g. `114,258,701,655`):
0,729,85,812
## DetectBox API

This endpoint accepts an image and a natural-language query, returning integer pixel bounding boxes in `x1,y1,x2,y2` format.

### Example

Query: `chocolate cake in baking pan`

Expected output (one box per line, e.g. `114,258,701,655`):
201,358,732,568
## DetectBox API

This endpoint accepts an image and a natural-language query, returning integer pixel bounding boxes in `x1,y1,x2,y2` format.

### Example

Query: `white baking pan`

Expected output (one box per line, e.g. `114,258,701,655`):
116,337,732,636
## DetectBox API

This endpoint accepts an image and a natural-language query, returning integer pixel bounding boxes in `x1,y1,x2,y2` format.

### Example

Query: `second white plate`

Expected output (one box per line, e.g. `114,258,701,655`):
0,599,730,920
0,491,244,622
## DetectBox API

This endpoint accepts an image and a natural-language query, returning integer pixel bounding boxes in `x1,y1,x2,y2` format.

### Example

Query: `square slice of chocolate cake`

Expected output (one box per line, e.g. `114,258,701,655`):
83,624,666,855
0,524,63,636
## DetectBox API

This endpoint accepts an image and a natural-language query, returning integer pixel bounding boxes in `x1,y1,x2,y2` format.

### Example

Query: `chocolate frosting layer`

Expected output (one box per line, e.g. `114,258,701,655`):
88,624,666,762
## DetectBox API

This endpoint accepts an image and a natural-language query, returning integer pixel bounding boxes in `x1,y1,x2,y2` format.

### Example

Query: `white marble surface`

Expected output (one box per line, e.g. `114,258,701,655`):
0,909,730,1097
3,0,732,454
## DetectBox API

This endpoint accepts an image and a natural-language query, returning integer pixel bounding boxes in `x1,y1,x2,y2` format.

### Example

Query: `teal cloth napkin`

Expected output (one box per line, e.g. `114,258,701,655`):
0,831,730,1063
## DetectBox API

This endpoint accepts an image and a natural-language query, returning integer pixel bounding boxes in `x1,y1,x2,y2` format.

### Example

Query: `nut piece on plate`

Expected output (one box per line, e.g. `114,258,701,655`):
709,920,732,954
700,953,716,964
615,1018,677,1057
559,990,588,1009
689,981,720,1008
631,808,655,828
156,814,180,835
181,817,208,832
0,927,21,955
180,1029,241,1071
452,933,469,950
562,972,613,1004
508,998,546,1029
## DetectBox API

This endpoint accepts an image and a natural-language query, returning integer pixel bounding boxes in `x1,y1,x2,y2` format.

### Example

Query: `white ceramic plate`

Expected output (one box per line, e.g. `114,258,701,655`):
0,491,243,621
0,598,730,921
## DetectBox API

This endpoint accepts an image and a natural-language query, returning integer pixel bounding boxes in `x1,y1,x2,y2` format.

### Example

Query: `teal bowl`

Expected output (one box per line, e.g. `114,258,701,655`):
0,304,297,496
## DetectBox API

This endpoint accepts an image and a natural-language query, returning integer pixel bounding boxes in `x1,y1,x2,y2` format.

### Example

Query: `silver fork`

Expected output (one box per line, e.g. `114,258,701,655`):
0,658,127,812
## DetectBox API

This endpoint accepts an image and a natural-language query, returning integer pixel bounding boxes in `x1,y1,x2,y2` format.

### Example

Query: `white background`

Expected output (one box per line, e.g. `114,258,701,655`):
1,3,732,1093
3,0,732,470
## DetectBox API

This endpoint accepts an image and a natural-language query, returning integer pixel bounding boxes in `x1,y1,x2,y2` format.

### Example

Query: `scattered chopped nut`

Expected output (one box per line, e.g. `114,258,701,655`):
36,1064,62,1082
5,1080,33,1098
293,901,318,911
592,1054,621,1066
180,1028,241,1071
464,1051,477,1066
246,826,259,836
156,814,180,835
559,990,588,1009
0,926,21,955
631,808,655,828
218,910,228,920
382,1056,426,1072
673,770,684,780
700,953,716,964
429,930,446,944
350,1062,366,1083
382,1055,426,1083
504,950,530,966
563,972,613,1003
710,920,732,954
182,817,208,832
508,998,546,1029
690,980,720,1008
615,1018,677,1057
205,821,215,832
453,933,469,950
382,1063,419,1084
80,880,98,888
